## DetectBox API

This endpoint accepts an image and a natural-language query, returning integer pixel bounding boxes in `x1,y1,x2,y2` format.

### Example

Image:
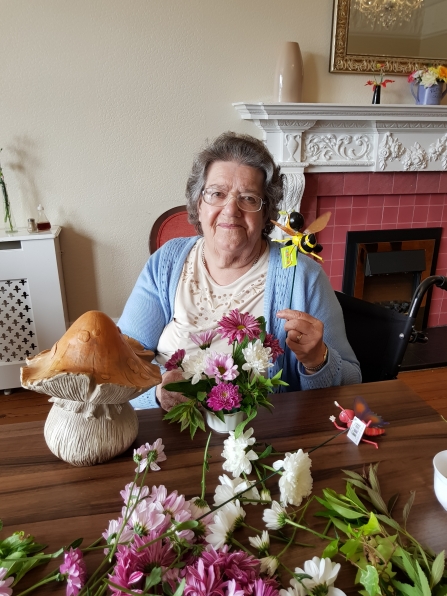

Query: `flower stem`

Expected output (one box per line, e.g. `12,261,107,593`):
201,432,212,500
285,519,332,541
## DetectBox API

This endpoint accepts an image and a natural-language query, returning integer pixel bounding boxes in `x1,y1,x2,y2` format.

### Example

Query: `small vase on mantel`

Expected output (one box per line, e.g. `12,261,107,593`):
274,41,303,102
204,409,246,434
372,85,381,105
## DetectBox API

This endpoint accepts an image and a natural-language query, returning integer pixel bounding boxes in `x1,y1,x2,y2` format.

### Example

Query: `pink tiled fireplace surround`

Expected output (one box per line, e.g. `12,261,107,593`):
300,171,447,328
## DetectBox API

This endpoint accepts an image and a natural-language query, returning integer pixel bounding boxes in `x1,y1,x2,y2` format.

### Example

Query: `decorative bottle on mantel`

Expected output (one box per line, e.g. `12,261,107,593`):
36,204,51,231
273,41,303,102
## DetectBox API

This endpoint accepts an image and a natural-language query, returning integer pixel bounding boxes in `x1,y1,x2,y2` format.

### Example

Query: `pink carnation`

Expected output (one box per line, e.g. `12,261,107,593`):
108,545,143,595
263,334,284,363
59,547,87,596
218,309,261,344
165,349,186,371
206,383,242,412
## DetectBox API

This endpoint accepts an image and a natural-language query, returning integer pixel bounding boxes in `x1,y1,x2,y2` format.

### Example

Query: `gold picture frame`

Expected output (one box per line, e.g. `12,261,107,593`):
329,0,446,75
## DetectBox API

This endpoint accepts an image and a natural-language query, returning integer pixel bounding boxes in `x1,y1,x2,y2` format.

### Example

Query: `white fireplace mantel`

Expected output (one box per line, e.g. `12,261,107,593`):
233,102,447,213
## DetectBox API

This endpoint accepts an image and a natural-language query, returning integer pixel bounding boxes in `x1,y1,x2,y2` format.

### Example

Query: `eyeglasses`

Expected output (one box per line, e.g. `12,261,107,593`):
202,186,264,212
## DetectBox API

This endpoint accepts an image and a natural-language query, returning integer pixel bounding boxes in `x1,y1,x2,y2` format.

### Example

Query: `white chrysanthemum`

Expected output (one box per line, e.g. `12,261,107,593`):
182,350,208,384
260,555,279,577
260,488,272,502
282,557,346,596
205,501,246,549
273,450,313,507
421,70,437,87
249,530,270,552
241,339,273,375
262,500,288,530
221,428,259,477
214,474,260,506
188,496,211,519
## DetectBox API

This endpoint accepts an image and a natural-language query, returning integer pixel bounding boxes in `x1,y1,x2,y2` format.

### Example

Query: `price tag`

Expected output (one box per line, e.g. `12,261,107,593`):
280,245,297,269
347,416,367,445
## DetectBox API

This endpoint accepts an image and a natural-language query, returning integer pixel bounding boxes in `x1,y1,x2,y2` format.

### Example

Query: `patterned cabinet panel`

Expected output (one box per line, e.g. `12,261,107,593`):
0,227,68,390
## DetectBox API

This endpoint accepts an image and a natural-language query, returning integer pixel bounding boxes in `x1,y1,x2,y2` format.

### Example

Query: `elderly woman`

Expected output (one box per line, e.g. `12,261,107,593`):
118,132,361,409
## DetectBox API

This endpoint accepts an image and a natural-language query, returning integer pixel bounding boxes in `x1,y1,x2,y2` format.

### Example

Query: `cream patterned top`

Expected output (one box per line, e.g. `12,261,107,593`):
156,238,269,364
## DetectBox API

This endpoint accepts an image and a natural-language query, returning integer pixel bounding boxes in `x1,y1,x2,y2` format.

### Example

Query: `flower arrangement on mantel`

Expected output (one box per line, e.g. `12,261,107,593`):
162,309,287,438
408,66,447,88
1,431,446,596
0,149,17,234
365,64,394,104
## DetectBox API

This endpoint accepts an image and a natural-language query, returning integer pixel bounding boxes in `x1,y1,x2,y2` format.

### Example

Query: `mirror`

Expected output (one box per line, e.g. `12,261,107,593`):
330,0,447,74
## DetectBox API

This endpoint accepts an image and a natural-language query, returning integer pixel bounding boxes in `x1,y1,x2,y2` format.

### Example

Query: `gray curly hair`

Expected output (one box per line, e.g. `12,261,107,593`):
185,132,283,236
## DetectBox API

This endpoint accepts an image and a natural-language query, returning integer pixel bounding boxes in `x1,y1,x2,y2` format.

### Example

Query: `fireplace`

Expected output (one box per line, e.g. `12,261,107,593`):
342,228,442,330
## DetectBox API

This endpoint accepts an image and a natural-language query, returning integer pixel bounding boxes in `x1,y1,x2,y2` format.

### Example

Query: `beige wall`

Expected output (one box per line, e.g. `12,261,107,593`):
0,0,414,322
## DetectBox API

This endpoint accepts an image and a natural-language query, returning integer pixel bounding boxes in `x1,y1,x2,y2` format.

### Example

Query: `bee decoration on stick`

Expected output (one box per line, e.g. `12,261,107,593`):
271,211,331,268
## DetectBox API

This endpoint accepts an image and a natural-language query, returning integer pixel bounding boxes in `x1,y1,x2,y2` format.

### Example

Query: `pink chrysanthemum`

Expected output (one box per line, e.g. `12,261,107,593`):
0,568,13,596
217,310,261,345
204,353,239,382
200,547,261,591
165,349,186,371
207,383,242,412
190,329,219,349
184,557,226,596
108,545,143,595
252,578,280,596
263,334,284,363
59,547,87,596
133,439,167,473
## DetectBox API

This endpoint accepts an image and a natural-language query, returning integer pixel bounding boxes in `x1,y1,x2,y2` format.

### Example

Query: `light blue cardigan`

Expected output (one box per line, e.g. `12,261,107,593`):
118,237,361,408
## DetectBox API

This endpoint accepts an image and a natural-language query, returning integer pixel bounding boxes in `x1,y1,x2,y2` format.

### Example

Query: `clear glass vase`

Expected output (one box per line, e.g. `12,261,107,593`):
2,198,18,234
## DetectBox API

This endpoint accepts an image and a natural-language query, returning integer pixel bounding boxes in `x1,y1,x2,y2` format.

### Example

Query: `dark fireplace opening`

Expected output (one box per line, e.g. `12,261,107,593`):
343,228,442,330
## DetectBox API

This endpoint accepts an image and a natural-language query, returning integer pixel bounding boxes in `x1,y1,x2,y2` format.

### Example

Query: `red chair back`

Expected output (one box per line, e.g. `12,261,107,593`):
149,206,197,253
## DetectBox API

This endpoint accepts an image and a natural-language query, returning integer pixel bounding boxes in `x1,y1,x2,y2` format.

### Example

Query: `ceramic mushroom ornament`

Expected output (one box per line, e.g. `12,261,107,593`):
20,311,161,466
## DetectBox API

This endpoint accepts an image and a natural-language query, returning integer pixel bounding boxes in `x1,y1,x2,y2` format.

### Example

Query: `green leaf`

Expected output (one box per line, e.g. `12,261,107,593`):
416,560,432,596
258,444,272,459
342,469,367,483
173,578,186,596
387,493,399,515
368,464,381,497
321,539,339,559
68,538,83,549
145,566,162,590
172,521,198,531
392,580,420,596
346,483,368,512
403,490,416,528
376,514,401,532
361,512,381,536
340,538,362,559
430,550,445,588
359,565,380,596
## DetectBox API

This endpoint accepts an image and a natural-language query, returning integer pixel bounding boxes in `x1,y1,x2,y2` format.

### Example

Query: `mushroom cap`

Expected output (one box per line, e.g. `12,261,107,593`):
21,311,162,403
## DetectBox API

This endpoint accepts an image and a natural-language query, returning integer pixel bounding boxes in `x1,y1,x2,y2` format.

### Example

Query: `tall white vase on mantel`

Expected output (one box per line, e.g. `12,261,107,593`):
273,41,303,102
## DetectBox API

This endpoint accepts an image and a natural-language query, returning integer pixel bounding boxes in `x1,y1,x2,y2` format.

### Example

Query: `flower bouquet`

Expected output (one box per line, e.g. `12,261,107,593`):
162,309,287,438
408,66,447,105
365,63,394,105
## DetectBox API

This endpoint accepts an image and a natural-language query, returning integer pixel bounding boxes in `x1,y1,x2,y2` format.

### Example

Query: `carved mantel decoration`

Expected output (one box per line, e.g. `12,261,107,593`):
234,103,447,211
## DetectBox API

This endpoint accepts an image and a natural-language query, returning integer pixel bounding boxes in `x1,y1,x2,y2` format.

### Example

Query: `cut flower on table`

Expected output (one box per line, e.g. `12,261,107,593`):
1,430,446,596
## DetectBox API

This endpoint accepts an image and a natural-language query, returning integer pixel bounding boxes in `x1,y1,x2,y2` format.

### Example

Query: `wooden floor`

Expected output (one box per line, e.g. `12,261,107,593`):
1,367,447,425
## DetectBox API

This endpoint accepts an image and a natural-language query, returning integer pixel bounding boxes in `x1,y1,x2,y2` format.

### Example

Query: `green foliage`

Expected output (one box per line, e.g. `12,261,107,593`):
315,465,447,596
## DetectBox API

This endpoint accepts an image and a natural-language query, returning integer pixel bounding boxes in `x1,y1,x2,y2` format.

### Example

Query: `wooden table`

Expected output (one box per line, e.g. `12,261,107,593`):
1,380,447,594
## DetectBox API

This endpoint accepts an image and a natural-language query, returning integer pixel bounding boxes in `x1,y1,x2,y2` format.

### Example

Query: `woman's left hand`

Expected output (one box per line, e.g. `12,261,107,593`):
277,309,327,371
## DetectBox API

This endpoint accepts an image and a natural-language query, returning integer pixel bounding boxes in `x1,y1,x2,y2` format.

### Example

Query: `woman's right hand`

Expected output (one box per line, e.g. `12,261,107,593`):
156,369,189,411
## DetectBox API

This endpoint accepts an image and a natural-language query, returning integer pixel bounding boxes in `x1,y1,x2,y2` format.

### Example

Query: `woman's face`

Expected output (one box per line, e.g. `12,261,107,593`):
198,160,267,257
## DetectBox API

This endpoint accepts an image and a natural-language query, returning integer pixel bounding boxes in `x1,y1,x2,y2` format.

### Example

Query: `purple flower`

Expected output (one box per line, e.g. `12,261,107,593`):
59,548,87,596
217,310,261,345
165,349,186,371
207,383,242,412
108,545,143,595
252,578,280,596
190,329,219,349
204,353,239,382
263,334,284,363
